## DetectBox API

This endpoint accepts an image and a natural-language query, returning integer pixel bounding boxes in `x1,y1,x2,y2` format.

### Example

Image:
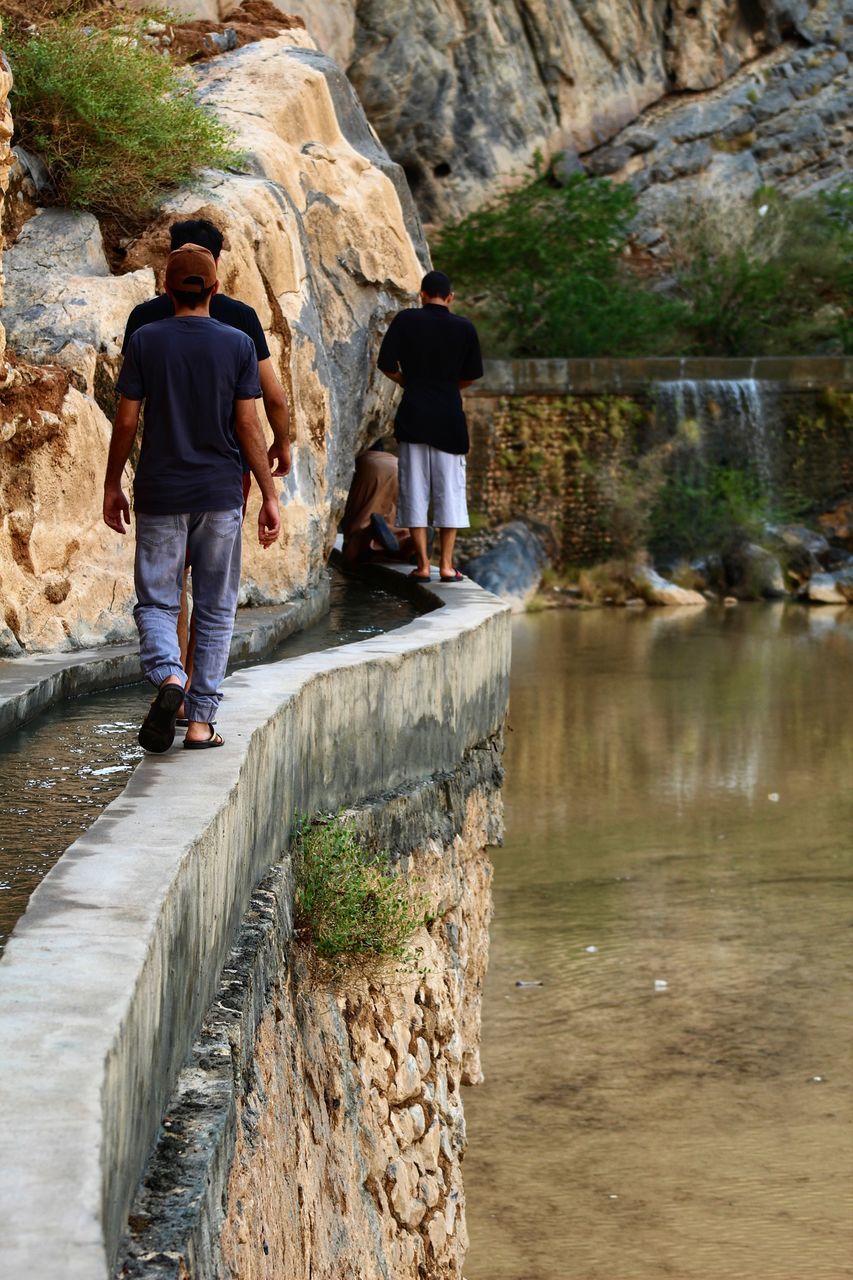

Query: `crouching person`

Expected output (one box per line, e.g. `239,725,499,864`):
103,246,280,753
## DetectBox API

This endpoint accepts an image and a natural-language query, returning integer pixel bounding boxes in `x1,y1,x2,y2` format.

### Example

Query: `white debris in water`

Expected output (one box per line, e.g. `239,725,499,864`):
608,1194,619,1200
585,945,599,953
808,1075,826,1084
768,793,780,802
654,979,669,991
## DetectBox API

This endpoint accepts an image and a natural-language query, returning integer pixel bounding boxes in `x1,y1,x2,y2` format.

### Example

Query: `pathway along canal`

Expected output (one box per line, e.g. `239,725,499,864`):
464,604,853,1280
0,570,417,952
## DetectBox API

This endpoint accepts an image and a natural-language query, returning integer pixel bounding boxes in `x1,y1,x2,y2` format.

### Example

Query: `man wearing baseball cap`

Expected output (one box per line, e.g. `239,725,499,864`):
103,245,281,753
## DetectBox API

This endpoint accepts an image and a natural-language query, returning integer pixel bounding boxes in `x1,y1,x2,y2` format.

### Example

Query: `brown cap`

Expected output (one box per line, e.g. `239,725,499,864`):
164,244,217,294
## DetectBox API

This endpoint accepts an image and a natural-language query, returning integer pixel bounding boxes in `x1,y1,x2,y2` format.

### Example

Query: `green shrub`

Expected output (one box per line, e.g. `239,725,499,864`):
293,815,426,970
667,186,853,356
433,161,683,359
6,21,239,220
648,464,804,560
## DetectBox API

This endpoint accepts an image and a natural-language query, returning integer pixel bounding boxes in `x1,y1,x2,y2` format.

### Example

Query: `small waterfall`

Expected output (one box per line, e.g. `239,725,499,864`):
654,379,778,492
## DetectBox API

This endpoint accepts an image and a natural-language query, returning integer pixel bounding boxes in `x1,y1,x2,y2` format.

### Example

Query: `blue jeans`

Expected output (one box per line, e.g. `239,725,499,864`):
133,509,243,724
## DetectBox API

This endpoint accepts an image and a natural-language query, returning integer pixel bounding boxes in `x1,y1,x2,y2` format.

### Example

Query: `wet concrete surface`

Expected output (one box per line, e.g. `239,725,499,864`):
0,571,416,951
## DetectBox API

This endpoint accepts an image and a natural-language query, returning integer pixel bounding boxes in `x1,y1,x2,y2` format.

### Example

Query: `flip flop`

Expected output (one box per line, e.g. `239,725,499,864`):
439,569,464,583
138,683,184,754
370,512,400,555
183,726,225,750
409,569,431,582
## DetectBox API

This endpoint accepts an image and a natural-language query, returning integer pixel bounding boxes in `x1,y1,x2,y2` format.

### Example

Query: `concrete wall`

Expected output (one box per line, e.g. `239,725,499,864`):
463,357,853,565
0,569,510,1279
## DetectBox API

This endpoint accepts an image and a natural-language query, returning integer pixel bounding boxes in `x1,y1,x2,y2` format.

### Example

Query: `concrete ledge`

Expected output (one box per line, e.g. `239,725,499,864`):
0,567,510,1278
466,355,853,396
0,580,330,739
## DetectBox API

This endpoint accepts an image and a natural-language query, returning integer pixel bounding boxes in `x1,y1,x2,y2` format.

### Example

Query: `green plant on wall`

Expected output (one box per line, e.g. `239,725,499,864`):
6,20,240,221
293,814,427,974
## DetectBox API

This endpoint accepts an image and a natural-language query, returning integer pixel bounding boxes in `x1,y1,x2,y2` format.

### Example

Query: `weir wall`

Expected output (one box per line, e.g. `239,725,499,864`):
0,568,510,1279
464,357,853,565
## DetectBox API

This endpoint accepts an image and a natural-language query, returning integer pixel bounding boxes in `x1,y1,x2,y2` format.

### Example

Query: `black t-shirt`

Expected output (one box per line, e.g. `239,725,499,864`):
123,292,271,361
377,304,483,454
117,317,261,515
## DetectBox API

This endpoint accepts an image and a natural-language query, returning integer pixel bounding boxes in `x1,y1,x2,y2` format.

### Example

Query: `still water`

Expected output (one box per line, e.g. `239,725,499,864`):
464,605,853,1280
0,571,416,952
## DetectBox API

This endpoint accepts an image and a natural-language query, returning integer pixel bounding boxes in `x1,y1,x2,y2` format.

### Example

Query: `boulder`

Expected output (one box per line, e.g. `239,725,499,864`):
630,566,706,607
722,541,787,599
461,521,550,613
806,569,853,605
764,522,831,580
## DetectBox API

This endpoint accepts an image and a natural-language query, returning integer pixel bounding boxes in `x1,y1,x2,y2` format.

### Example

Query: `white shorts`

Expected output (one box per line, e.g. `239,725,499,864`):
397,442,469,529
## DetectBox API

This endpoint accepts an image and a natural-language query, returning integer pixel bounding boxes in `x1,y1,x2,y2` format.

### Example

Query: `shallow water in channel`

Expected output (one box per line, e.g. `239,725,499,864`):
464,604,853,1280
0,571,416,952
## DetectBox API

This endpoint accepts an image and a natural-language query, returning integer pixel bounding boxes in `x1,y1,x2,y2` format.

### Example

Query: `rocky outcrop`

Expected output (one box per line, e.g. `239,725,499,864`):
282,0,851,222
589,36,852,238
0,27,427,653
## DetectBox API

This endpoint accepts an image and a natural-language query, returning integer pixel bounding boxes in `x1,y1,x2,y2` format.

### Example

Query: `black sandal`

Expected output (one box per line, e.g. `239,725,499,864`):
183,725,224,750
138,684,184,754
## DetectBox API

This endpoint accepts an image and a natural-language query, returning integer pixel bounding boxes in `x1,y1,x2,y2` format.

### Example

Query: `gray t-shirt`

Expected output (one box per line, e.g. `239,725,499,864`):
117,316,261,515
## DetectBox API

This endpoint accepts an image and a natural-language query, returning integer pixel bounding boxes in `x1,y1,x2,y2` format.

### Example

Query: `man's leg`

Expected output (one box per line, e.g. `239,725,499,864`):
397,442,431,576
134,513,189,751
430,448,469,577
183,508,243,743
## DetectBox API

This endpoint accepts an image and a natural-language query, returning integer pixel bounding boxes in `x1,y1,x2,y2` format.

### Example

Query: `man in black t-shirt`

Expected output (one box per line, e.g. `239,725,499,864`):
123,218,291,483
104,246,281,754
377,270,483,583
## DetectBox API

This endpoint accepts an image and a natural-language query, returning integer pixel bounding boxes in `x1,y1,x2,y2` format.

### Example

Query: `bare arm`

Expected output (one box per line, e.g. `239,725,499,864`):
103,395,141,534
459,379,476,389
234,398,281,548
381,369,404,386
258,358,292,477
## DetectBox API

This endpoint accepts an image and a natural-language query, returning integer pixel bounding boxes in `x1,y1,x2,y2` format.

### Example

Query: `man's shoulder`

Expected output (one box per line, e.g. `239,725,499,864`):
211,294,261,326
448,311,479,336
129,295,172,323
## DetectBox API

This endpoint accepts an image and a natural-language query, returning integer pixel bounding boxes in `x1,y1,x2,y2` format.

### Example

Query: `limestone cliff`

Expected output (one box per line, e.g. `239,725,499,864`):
0,22,427,653
284,0,850,222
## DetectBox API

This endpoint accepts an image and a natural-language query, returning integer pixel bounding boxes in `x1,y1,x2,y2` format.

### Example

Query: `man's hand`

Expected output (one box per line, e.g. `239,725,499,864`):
258,495,281,548
103,485,131,534
268,439,292,477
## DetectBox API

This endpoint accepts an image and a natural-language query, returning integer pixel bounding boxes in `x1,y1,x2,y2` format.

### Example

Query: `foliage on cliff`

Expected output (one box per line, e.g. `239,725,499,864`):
434,168,678,359
5,20,239,220
294,815,426,970
436,166,852,358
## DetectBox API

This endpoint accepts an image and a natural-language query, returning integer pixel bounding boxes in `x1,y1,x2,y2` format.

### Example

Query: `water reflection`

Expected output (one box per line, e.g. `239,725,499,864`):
464,603,853,1280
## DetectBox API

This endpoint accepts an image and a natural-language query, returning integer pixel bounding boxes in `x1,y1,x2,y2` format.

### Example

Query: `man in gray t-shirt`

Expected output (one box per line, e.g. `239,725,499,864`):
103,246,281,754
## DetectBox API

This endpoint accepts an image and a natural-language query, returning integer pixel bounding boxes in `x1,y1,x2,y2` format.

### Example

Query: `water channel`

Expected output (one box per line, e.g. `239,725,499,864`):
464,604,853,1280
0,570,417,952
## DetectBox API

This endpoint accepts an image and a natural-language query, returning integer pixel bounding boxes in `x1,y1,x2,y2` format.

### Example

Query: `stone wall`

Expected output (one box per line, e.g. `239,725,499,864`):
0,25,427,655
0,569,509,1279
463,357,853,565
117,748,501,1279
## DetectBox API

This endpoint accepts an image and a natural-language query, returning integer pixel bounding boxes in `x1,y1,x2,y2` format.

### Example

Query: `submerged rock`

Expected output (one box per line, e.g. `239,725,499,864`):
461,521,550,613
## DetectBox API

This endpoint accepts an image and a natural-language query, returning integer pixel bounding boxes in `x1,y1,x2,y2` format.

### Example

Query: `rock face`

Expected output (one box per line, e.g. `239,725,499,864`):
284,0,851,222
589,35,852,236
0,28,427,653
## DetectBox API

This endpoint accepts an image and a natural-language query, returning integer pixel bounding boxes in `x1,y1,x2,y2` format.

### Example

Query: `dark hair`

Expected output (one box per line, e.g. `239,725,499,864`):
171,282,215,310
169,218,224,259
420,269,452,299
